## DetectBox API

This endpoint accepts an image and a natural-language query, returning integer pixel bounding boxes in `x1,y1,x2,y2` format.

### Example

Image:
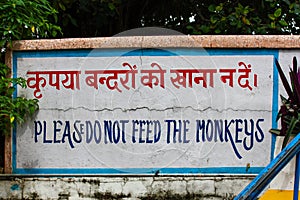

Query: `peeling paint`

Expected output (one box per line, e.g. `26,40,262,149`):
0,176,253,199
10,184,20,191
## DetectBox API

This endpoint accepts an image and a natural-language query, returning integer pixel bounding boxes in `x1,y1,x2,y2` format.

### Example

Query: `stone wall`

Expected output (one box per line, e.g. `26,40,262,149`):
0,175,253,199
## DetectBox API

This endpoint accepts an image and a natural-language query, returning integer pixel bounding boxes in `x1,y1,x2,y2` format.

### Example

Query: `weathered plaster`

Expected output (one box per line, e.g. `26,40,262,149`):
10,35,300,51
4,35,300,199
0,175,254,199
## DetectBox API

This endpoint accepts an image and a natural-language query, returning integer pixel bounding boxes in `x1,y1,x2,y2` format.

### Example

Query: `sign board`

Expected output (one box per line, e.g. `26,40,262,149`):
12,48,278,174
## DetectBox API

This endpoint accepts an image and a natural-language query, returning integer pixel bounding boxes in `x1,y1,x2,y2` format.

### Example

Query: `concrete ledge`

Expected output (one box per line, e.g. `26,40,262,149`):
11,35,300,51
0,175,254,199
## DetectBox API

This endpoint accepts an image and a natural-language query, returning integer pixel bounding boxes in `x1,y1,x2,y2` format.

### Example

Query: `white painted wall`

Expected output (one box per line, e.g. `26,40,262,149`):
5,36,300,199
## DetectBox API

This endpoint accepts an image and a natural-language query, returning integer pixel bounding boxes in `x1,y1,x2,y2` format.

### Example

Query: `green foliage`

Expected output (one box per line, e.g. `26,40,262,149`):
0,63,39,135
188,0,300,34
51,0,300,37
188,1,296,34
0,0,61,136
52,0,121,37
0,0,61,46
270,57,300,149
202,3,254,34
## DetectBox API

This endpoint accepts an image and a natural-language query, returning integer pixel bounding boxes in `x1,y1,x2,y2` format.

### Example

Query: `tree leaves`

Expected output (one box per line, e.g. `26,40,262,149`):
274,8,282,17
50,0,300,36
0,0,59,136
0,0,61,50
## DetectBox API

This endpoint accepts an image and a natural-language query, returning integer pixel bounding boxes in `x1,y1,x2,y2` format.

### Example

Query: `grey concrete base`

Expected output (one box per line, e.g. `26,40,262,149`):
0,175,254,199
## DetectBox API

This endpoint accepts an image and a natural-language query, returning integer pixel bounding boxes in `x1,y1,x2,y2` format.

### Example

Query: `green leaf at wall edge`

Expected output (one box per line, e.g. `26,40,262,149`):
274,8,282,17
279,20,288,27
